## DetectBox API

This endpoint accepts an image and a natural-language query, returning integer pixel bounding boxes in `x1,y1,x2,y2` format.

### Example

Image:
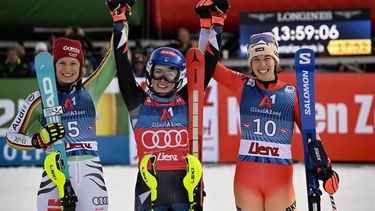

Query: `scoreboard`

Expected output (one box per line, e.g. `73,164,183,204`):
239,9,372,57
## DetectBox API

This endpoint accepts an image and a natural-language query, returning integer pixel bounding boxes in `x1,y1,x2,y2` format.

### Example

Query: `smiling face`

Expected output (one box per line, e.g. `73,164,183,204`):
151,78,176,95
55,57,81,85
150,65,179,95
251,55,276,81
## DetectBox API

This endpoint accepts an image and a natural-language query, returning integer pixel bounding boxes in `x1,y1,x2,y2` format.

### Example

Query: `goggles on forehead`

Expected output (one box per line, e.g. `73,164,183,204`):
248,33,279,47
151,65,179,83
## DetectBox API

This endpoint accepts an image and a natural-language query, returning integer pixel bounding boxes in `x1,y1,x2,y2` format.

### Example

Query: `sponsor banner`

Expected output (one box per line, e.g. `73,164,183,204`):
0,136,129,166
218,73,375,162
238,139,291,159
217,82,241,162
129,78,219,165
202,80,219,162
0,79,38,136
96,94,118,135
3,74,375,163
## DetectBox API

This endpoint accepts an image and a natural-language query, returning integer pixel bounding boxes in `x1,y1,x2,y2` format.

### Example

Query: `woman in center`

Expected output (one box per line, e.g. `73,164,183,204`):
107,0,229,210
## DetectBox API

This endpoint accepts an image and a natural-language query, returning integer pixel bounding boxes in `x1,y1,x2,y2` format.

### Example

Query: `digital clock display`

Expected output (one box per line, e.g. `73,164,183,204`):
239,9,372,57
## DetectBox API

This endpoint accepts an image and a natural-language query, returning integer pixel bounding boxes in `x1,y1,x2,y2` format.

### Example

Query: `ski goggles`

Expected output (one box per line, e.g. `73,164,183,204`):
248,33,279,47
151,65,179,83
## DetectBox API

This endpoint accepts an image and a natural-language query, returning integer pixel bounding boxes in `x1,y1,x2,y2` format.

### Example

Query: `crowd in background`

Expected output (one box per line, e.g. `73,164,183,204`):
0,26,104,78
1,26,375,78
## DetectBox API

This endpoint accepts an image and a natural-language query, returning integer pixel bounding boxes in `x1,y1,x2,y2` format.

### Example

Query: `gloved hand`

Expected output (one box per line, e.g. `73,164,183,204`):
213,0,230,14
308,139,339,194
106,0,136,22
195,0,214,28
308,140,329,168
211,0,230,26
32,123,65,149
317,164,339,194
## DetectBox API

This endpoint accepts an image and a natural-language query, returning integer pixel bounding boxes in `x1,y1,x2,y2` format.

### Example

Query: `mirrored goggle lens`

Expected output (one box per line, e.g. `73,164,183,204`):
249,34,278,46
152,70,179,83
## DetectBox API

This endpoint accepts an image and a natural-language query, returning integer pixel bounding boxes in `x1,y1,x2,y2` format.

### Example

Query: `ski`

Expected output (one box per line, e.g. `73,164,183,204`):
186,48,205,209
35,52,77,211
295,48,322,211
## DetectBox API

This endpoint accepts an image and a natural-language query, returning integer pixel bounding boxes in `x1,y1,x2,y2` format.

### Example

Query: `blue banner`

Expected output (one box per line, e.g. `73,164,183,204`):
239,9,371,57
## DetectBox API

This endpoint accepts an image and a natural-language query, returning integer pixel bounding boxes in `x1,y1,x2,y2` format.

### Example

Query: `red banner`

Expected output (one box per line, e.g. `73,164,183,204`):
218,73,375,162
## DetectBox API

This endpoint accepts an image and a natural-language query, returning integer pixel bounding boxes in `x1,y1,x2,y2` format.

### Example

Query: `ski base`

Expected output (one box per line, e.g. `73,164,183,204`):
295,48,322,211
35,52,77,210
186,48,205,209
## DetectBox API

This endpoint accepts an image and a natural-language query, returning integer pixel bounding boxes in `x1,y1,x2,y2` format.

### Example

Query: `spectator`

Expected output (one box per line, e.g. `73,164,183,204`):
132,40,144,56
82,56,95,77
29,42,49,75
132,53,146,77
14,43,26,60
169,27,197,55
144,45,155,60
0,47,30,77
65,26,100,70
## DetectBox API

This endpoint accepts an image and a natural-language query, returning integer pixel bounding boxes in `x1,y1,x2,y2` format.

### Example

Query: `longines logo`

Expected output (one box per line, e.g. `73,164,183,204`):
248,13,275,22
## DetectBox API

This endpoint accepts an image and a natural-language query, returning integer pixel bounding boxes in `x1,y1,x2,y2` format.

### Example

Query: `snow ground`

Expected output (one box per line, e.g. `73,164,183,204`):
0,163,374,211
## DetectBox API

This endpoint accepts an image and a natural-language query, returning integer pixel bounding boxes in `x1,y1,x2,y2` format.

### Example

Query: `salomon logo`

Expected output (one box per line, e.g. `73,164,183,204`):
299,53,311,64
42,77,55,107
302,70,311,115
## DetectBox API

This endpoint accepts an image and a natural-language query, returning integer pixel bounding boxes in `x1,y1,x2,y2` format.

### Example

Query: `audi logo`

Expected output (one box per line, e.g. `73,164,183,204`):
141,129,189,149
92,196,108,206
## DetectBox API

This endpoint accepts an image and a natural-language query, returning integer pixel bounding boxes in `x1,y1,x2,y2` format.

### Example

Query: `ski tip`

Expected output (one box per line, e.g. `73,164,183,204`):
186,48,204,65
35,52,52,59
186,48,203,55
295,48,315,66
296,48,314,55
35,52,54,65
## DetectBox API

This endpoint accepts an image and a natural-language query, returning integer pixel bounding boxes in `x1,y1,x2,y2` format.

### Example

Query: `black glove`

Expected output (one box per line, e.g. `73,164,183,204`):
32,123,65,149
213,0,230,14
211,0,230,26
317,165,340,194
195,0,214,28
308,140,329,168
308,139,339,194
106,0,136,21
195,0,214,19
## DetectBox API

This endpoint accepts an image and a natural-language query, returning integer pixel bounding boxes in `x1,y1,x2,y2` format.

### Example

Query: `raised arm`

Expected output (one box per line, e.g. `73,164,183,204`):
107,0,146,111
179,0,230,99
82,33,117,106
196,0,230,88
